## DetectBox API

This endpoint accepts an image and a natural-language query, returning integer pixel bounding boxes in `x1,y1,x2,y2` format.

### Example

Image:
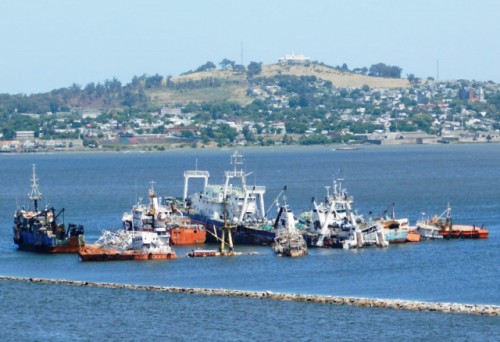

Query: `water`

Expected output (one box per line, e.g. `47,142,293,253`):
1,144,499,340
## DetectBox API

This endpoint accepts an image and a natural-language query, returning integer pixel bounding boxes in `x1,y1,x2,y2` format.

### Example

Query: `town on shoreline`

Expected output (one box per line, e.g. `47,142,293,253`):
2,58,499,153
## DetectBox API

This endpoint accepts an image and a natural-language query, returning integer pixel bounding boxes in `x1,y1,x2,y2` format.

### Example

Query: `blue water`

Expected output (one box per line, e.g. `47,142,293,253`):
1,144,499,340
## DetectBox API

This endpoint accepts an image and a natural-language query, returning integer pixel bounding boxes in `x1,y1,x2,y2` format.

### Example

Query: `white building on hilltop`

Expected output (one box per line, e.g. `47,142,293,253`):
279,53,311,66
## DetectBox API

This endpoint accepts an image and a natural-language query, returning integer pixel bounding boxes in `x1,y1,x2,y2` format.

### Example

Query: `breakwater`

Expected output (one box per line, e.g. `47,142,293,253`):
1,276,498,316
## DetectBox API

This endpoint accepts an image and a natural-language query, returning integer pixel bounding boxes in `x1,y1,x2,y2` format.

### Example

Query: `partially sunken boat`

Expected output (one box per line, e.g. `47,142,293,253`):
13,164,85,253
416,204,488,240
376,203,411,243
122,182,205,245
304,178,388,249
272,198,308,257
78,226,176,261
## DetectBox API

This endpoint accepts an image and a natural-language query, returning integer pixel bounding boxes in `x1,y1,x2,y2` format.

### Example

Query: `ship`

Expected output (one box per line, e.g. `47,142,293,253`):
303,178,388,249
416,204,488,240
122,182,206,245
376,204,410,243
12,164,85,253
183,151,275,245
78,226,176,262
272,198,308,257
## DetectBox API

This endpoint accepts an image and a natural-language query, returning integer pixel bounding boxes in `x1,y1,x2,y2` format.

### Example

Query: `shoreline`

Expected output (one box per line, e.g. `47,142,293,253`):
1,140,499,155
1,276,498,316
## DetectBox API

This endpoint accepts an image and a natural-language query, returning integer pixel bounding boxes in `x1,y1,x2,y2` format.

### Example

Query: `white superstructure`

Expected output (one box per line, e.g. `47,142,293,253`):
184,151,267,225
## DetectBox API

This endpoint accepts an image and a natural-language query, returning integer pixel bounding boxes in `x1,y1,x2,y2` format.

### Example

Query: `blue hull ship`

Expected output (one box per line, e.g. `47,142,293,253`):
182,152,276,246
187,213,275,245
13,165,84,253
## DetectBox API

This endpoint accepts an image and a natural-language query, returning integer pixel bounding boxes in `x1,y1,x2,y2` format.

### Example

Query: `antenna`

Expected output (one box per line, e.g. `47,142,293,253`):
240,41,244,66
436,59,439,81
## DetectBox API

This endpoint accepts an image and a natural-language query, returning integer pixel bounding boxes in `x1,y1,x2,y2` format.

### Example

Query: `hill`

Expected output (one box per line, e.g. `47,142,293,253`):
260,64,410,88
147,63,410,106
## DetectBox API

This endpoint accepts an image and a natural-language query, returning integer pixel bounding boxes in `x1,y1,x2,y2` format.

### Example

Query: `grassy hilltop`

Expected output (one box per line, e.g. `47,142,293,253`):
148,63,410,106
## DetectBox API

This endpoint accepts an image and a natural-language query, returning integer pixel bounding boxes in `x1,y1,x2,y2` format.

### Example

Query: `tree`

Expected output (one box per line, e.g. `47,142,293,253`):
219,58,235,70
369,63,402,78
412,113,433,132
195,61,216,72
242,125,255,142
181,130,194,138
232,64,246,74
84,82,96,96
145,74,163,88
247,61,262,78
407,73,419,84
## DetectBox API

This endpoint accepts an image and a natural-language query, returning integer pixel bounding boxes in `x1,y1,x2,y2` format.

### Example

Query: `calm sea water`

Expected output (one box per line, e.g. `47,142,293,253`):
1,144,499,340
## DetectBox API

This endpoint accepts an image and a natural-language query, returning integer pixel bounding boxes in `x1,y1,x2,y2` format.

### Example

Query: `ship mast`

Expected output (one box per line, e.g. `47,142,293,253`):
28,164,42,211
219,152,243,255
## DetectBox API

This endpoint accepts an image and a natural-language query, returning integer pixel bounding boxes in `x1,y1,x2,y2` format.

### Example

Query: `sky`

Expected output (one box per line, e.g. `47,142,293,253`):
0,0,499,94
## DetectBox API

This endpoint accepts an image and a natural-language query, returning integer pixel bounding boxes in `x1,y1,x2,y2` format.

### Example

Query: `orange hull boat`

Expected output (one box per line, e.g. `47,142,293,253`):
440,225,489,239
406,230,421,242
78,244,177,262
17,236,81,253
169,224,206,245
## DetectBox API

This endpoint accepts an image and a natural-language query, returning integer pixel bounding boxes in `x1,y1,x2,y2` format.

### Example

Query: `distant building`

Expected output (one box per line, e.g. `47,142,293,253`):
15,131,35,141
278,53,311,66
80,109,102,119
161,107,182,116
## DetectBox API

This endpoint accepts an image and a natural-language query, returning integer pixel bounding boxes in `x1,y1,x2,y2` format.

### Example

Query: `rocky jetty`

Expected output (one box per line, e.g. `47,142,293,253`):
1,276,498,316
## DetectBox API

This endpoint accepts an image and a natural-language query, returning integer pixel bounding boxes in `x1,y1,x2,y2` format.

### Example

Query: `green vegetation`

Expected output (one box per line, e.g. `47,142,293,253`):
1,59,498,149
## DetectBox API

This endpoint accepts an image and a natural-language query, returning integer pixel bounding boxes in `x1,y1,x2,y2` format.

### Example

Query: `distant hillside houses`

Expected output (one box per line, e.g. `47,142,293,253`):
161,106,182,116
15,131,35,141
80,108,102,119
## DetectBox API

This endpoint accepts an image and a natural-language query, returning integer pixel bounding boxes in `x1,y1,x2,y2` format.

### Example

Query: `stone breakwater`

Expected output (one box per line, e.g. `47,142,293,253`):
2,276,499,316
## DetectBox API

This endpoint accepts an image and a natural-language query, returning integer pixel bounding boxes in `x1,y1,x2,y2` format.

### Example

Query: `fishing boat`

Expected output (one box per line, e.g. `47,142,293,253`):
303,178,354,247
415,207,449,240
303,178,387,249
183,151,275,245
272,198,308,257
12,164,85,253
416,204,488,239
376,204,410,243
78,227,176,262
122,182,206,245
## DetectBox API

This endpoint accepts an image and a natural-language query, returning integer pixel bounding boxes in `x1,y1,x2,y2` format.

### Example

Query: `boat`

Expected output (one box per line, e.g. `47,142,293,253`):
440,225,489,239
183,151,275,245
12,164,85,253
376,204,410,243
122,182,206,245
415,207,449,240
187,249,222,257
78,227,177,262
272,198,308,257
416,204,488,239
406,229,421,242
303,178,355,247
303,178,388,249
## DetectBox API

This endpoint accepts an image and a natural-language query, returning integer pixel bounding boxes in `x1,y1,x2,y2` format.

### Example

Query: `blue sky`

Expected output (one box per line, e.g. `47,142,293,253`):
0,0,498,94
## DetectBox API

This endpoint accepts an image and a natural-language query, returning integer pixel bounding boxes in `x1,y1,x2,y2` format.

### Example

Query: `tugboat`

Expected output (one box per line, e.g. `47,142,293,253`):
272,196,308,257
122,182,206,245
13,165,84,253
183,152,275,245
